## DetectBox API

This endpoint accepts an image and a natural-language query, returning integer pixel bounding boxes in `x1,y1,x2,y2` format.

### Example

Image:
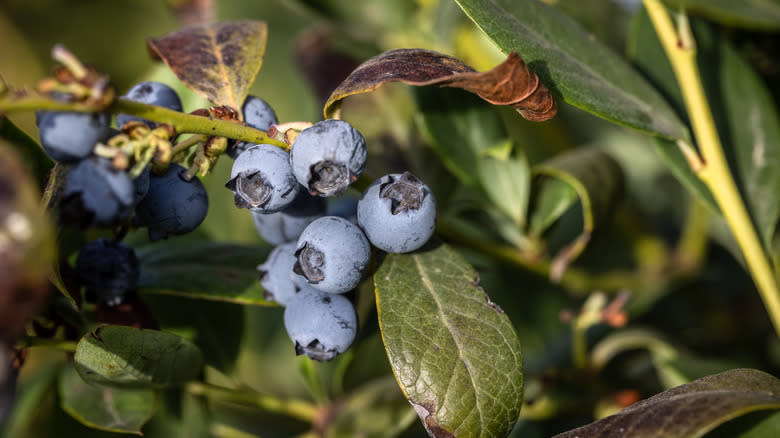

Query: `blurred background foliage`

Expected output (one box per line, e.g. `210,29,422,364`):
1,0,779,436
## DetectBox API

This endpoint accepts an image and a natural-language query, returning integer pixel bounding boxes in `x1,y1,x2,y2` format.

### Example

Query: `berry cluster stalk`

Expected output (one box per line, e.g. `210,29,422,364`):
643,0,780,338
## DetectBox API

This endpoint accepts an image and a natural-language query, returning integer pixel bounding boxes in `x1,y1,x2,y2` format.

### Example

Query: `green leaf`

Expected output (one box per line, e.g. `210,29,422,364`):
628,14,780,253
74,325,203,389
554,368,780,438
477,143,531,226
452,0,689,141
58,364,156,435
528,178,578,237
375,242,523,438
706,410,780,438
530,146,624,276
146,20,268,110
136,239,274,305
415,87,508,187
662,0,780,31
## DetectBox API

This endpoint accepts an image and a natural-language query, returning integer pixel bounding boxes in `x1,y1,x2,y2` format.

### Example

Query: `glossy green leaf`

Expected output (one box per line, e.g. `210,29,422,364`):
528,178,578,237
662,0,780,30
452,0,689,141
530,146,624,275
628,13,780,252
147,20,267,110
74,325,203,389
554,368,780,438
58,364,156,435
375,242,523,438
136,239,274,305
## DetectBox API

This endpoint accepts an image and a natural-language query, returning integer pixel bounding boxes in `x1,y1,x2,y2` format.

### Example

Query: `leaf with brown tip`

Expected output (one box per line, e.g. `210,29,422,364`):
147,20,267,110
324,48,556,121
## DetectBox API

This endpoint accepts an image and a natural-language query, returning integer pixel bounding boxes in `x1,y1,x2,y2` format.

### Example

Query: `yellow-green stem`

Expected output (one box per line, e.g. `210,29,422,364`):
186,381,318,423
644,0,780,337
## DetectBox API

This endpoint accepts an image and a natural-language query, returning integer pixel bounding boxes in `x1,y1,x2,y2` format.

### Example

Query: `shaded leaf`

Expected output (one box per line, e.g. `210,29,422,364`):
325,48,556,121
375,241,523,438
136,239,274,305
628,14,780,253
662,0,780,31
554,368,780,438
706,409,780,438
147,20,268,109
58,364,156,435
415,87,508,187
530,146,624,279
452,0,689,141
325,377,418,438
477,147,531,226
74,325,203,389
168,0,215,27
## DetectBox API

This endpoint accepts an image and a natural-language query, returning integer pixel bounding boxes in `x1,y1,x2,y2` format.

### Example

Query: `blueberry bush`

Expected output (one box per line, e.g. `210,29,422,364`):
1,0,780,437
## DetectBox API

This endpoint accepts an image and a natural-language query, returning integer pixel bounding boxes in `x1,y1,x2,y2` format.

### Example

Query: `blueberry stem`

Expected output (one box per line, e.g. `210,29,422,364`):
171,134,207,155
0,96,287,148
15,336,77,352
52,44,87,80
185,381,318,422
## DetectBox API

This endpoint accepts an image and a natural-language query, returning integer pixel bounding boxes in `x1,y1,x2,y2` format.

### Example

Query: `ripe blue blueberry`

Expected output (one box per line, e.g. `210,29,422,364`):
229,95,279,159
326,197,359,224
251,189,326,245
75,238,140,306
134,164,209,241
256,242,308,305
35,110,112,163
283,286,358,361
226,144,298,213
357,172,436,253
116,81,183,128
294,216,370,294
289,119,367,196
61,157,135,227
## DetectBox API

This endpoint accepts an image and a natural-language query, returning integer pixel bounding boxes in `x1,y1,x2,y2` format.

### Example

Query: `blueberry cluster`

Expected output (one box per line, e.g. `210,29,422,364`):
229,105,437,361
39,81,209,306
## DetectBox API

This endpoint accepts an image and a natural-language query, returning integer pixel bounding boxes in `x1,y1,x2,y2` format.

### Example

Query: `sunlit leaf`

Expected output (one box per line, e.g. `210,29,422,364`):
554,369,780,438
375,241,523,438
59,364,156,435
453,0,689,141
74,325,203,389
147,20,268,110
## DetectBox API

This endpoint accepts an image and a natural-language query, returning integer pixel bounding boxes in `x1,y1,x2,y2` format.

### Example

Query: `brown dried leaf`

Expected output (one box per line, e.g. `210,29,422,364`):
147,20,267,110
324,48,556,121
168,0,215,27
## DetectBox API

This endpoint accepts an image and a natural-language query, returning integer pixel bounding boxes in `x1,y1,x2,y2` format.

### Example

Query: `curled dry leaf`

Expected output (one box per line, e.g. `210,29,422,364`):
324,48,556,121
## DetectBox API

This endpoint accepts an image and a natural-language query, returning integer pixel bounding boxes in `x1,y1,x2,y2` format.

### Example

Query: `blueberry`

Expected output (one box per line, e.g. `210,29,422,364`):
61,157,135,227
35,110,112,163
229,95,279,159
294,216,370,294
134,164,209,241
133,165,151,203
283,286,358,361
116,81,183,128
357,172,436,253
0,344,16,423
289,119,367,196
225,144,298,213
256,242,309,305
75,238,140,306
251,188,326,245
